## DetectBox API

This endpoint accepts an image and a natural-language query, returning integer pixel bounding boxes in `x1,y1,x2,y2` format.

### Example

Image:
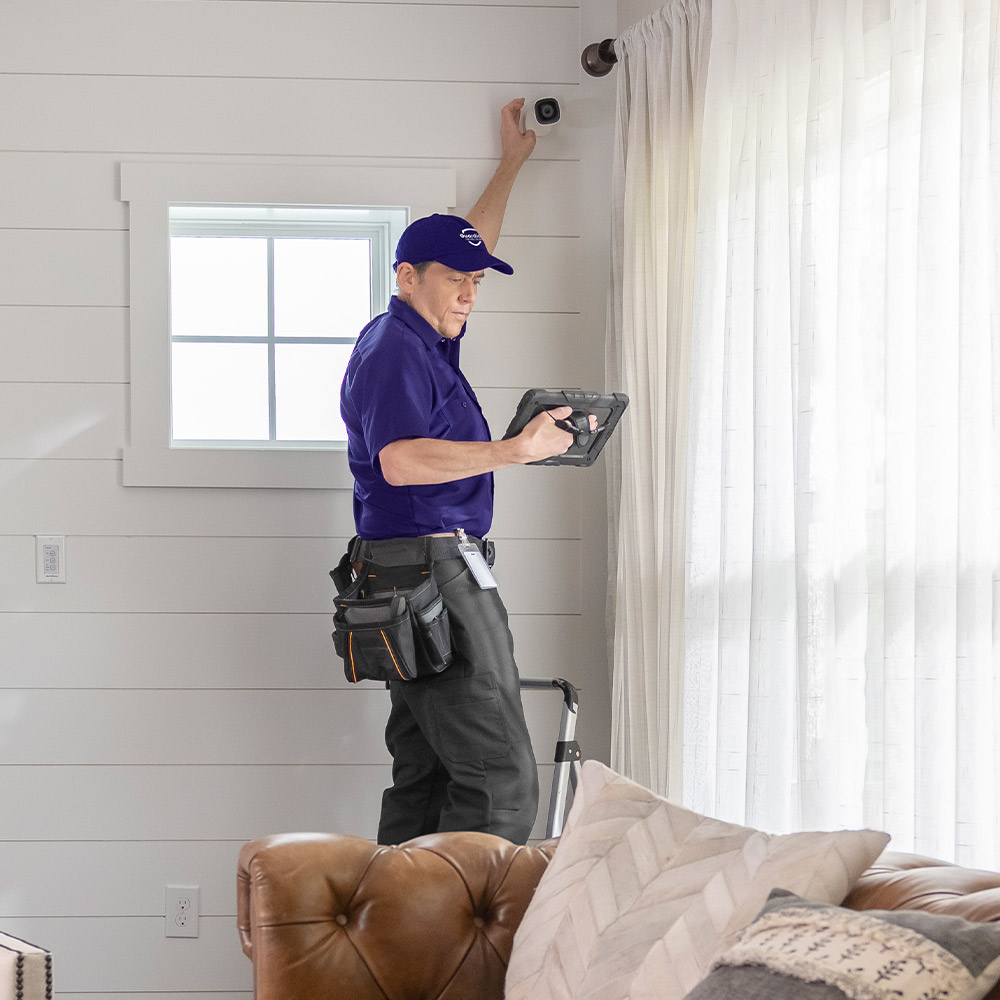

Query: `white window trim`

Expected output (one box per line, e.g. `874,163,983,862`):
119,160,455,488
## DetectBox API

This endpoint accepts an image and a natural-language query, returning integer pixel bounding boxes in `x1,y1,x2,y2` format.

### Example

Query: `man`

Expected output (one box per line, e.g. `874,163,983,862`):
340,99,585,845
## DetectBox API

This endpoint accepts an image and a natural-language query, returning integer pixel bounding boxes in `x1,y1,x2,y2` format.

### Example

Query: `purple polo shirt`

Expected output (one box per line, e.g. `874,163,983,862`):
340,296,494,540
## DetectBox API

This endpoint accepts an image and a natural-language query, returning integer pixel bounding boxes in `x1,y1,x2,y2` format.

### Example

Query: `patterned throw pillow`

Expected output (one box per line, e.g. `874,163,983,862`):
683,888,1000,1000
504,761,889,1000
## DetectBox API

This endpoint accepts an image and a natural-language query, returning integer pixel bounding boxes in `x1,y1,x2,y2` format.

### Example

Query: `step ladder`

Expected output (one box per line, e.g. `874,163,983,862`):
520,677,582,838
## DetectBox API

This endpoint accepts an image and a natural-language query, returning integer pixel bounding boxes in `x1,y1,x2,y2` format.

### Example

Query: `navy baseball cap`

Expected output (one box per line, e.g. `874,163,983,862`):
393,214,514,275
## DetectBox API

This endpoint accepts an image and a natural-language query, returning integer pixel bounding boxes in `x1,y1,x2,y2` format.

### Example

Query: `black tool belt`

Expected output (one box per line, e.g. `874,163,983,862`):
330,534,486,684
348,533,495,569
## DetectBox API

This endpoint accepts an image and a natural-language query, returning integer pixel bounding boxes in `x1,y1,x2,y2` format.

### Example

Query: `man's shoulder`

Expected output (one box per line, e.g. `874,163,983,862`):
356,309,397,346
345,312,434,402
356,305,425,356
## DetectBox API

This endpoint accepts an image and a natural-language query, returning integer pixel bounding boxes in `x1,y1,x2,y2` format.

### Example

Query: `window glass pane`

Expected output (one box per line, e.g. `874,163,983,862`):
170,237,268,337
172,342,269,441
274,343,354,441
273,238,372,338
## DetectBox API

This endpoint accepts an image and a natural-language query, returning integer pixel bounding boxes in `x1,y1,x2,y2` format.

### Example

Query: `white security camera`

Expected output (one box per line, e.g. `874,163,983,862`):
521,97,561,134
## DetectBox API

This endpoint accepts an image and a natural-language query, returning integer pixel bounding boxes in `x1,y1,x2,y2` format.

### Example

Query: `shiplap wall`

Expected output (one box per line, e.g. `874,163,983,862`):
618,0,664,31
0,1,617,997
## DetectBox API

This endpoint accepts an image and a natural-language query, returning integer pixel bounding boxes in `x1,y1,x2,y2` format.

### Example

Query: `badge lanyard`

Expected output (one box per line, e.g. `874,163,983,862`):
455,528,497,590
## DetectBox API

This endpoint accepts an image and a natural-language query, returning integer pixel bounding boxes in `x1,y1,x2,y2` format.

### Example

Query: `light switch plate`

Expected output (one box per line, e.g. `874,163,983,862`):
35,535,66,583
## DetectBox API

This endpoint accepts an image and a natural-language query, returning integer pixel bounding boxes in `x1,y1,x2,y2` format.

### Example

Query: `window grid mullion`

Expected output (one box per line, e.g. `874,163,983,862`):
267,237,277,442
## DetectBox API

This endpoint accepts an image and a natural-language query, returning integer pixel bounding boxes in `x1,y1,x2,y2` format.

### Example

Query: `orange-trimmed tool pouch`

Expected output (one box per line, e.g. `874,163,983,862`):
330,551,452,684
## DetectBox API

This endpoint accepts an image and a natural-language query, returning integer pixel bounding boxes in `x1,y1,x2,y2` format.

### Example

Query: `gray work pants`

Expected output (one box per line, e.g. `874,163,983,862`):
357,537,539,845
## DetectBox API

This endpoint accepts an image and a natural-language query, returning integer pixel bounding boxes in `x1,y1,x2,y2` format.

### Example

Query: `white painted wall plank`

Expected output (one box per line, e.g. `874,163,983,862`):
0,307,128,383
466,236,580,313
0,154,127,231
0,385,127,460
0,536,582,614
0,840,245,917
0,612,340,689
452,312,586,388
0,611,588,691
0,687,566,767
0,535,349,614
0,77,582,160
0,689,393,766
480,385,533,437
495,463,590,538
0,764,387,840
0,763,557,841
0,231,127,306
0,460,353,535
508,615,590,691
4,3,579,84
456,158,583,238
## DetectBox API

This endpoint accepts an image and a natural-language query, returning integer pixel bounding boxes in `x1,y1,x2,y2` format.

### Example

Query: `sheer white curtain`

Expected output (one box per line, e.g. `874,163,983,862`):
607,0,713,797
607,0,1000,868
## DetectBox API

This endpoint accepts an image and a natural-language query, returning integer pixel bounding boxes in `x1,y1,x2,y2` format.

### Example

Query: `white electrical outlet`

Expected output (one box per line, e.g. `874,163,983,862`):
165,885,200,938
35,535,66,583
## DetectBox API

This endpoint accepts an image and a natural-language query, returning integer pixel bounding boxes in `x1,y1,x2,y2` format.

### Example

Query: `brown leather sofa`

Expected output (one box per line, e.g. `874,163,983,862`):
237,831,1000,1000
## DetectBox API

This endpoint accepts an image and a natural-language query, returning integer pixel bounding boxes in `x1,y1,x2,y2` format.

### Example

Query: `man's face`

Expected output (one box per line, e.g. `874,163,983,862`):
402,261,485,340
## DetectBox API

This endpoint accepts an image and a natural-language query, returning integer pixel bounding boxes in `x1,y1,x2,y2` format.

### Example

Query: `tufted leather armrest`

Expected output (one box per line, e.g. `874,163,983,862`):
237,830,555,1000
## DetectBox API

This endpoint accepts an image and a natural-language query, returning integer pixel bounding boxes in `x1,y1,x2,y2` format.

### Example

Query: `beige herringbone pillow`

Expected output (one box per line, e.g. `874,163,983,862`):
505,761,889,1000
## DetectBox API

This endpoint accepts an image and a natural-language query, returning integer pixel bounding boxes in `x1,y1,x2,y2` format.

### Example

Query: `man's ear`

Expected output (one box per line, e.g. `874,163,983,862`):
395,262,417,294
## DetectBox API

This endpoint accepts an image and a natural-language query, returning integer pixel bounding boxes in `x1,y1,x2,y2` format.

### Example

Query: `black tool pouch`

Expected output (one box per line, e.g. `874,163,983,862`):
330,547,453,684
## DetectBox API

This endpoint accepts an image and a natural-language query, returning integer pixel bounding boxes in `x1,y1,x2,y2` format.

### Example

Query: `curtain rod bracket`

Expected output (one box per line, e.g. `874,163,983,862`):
581,38,618,77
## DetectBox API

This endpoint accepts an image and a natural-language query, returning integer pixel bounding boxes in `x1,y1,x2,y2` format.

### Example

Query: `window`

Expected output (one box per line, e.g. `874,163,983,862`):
168,205,406,448
120,161,455,487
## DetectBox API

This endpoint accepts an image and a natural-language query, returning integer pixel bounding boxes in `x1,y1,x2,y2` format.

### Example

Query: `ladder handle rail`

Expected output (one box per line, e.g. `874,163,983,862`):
520,676,579,711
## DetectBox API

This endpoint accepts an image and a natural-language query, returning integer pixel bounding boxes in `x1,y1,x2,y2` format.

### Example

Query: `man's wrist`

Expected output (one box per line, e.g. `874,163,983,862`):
487,434,518,469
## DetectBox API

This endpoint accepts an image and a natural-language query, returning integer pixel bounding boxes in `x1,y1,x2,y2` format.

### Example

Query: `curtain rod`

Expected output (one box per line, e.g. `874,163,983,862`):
581,38,618,77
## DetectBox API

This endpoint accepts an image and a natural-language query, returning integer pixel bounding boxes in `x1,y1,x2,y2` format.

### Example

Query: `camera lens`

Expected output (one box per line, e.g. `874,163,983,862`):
533,98,561,125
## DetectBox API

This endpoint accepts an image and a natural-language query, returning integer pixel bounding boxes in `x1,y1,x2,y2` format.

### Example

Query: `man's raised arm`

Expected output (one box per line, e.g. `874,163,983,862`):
464,97,536,253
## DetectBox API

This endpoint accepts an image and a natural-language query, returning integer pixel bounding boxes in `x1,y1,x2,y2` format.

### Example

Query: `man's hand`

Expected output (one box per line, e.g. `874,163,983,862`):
500,98,536,170
513,406,583,463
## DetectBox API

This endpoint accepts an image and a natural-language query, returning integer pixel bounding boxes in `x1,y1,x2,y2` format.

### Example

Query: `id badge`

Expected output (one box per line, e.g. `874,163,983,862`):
460,544,497,590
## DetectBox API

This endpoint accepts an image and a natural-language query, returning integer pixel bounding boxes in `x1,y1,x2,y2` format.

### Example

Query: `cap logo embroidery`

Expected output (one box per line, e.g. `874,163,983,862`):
459,228,484,247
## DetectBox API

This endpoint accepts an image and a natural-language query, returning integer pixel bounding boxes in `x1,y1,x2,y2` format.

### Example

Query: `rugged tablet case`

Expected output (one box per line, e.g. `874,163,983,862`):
501,389,629,466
